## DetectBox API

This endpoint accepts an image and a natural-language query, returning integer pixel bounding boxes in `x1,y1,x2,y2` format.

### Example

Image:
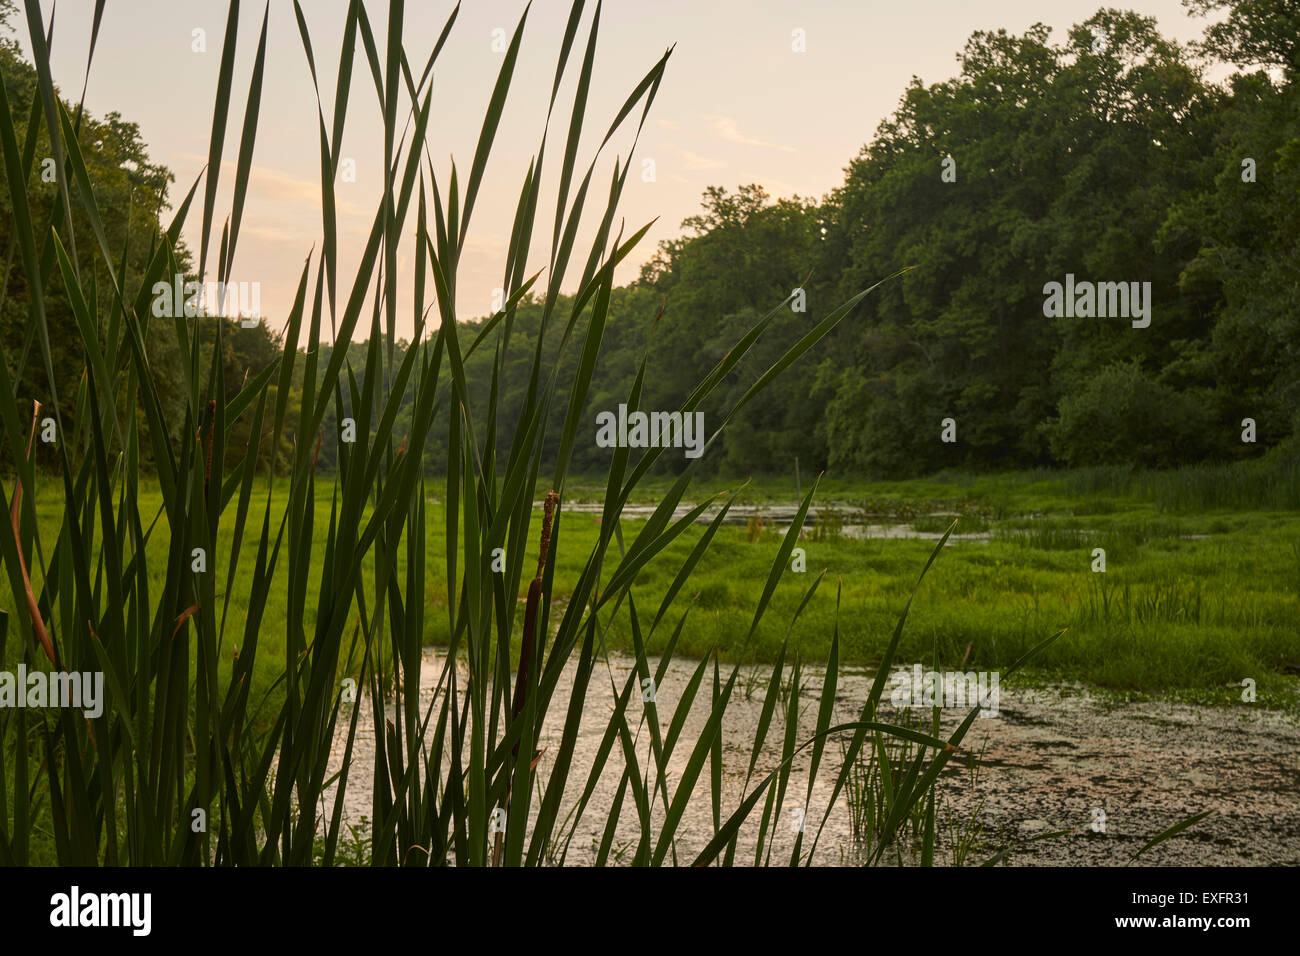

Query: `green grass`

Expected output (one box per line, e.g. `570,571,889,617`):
565,453,1300,515
12,471,1293,708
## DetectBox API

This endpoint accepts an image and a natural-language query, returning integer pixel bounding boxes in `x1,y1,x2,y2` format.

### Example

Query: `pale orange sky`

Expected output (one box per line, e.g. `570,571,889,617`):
16,0,1224,341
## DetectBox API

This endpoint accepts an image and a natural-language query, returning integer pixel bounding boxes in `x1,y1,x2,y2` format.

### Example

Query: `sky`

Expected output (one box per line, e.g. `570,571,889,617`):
14,0,1225,341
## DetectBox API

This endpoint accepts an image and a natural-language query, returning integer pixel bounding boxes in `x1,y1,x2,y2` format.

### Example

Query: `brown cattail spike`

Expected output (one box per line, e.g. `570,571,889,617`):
498,491,561,866
537,491,559,577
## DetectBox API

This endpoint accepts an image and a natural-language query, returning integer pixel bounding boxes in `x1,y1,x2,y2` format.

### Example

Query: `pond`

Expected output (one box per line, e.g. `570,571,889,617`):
323,647,1299,865
552,499,994,542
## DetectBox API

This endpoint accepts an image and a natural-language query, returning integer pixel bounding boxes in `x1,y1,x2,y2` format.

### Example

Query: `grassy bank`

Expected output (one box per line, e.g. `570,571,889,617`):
565,466,1300,703
566,455,1300,514
11,465,1297,708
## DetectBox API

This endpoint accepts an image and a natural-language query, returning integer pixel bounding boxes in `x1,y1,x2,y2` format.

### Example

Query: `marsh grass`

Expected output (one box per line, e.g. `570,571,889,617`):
912,514,988,535
1065,458,1300,512
810,505,845,540
837,707,1002,865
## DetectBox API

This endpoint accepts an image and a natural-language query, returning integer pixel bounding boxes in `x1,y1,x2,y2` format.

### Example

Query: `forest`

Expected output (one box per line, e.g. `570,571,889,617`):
2,0,1297,482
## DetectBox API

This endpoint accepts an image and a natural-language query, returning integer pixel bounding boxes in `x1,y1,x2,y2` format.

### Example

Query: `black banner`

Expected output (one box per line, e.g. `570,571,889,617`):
0,866,1272,944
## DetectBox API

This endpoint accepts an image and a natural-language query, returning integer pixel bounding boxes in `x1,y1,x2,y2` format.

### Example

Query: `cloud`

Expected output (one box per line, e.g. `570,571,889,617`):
702,115,796,152
675,147,726,171
462,234,507,253
171,155,368,216
739,173,804,197
242,225,306,243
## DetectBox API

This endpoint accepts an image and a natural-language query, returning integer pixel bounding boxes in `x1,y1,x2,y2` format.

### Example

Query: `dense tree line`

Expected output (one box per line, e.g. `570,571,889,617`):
4,1,1297,480
627,2,1298,478
0,0,293,473
378,1,1300,480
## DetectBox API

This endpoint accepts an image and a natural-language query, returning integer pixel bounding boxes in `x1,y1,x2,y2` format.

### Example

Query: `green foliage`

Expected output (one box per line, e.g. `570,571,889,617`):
5,3,1298,482
1044,359,1215,467
1184,0,1300,75
506,3,1296,481
0,8,182,469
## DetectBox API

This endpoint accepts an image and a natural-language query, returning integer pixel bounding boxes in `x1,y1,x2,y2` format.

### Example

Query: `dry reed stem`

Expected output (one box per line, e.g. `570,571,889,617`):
9,399,54,663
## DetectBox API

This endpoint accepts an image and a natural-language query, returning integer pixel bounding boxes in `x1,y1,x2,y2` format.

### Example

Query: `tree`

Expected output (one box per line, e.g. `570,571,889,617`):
0,3,184,467
1184,0,1300,77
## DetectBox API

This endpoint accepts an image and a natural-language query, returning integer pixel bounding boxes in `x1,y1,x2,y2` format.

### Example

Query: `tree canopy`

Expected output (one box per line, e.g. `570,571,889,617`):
4,1,1297,481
